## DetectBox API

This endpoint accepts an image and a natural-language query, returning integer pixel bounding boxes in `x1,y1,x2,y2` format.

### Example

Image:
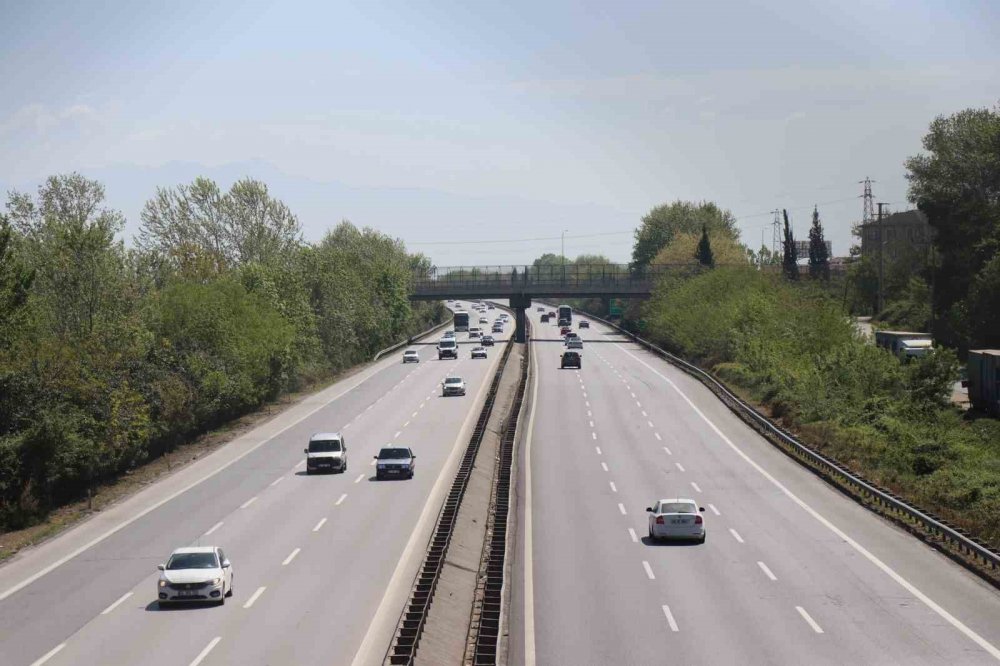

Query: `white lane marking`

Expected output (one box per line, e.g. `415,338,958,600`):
642,561,656,580
691,482,702,493
618,503,627,515
354,474,365,483
403,421,410,428
662,446,672,456
336,493,348,505
729,528,745,544
269,476,284,487
420,402,426,409
796,606,824,634
589,420,594,428
243,586,267,609
366,405,373,411
204,521,224,536
582,392,587,398
101,591,133,615
675,462,685,472
295,460,306,470
190,636,222,666
708,504,721,516
661,605,679,632
631,392,636,399
617,343,1000,659
587,411,592,418
592,432,597,440
601,462,609,472
412,411,418,418
609,482,618,493
394,431,402,439
240,496,257,509
647,420,654,428
628,528,639,543
313,518,327,532
282,548,301,566
636,401,642,408
344,423,352,429
654,432,662,441
758,561,777,581
29,643,65,666
641,410,648,418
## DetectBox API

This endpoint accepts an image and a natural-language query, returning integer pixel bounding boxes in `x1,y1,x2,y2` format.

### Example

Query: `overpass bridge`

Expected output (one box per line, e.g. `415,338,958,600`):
410,264,680,341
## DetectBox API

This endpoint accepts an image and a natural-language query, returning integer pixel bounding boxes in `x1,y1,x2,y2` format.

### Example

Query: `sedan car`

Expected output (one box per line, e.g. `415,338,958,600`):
375,446,416,480
537,306,545,312
579,320,590,329
471,346,487,359
560,326,572,336
646,499,706,543
402,349,420,363
442,376,467,396
566,338,583,350
479,317,488,324
481,335,495,346
540,314,550,323
157,546,233,606
560,350,581,369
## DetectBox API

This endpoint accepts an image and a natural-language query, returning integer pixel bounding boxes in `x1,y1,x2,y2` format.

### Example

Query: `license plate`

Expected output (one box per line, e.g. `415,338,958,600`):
178,590,197,597
671,519,686,524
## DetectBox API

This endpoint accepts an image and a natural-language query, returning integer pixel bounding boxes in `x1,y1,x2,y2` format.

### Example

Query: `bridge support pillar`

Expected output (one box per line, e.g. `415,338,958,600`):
509,294,532,343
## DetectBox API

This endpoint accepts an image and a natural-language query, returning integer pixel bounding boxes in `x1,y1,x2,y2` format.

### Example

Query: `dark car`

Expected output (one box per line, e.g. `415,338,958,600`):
540,314,550,323
481,335,495,346
579,320,590,329
560,326,572,336
374,447,415,480
561,351,582,369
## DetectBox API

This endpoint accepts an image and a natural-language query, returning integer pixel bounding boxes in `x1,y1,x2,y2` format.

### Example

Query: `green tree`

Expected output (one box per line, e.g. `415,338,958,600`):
906,104,1000,348
782,209,799,280
808,206,830,280
696,224,714,267
631,201,738,270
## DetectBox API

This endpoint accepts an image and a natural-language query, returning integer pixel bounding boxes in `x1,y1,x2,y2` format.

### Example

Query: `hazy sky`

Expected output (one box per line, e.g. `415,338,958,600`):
1,0,997,265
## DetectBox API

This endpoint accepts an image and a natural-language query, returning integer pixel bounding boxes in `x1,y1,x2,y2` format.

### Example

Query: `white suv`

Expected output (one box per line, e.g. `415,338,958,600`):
304,433,347,474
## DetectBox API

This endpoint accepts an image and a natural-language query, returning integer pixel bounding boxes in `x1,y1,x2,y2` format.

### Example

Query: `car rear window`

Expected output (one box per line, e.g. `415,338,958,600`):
445,377,462,384
660,503,697,514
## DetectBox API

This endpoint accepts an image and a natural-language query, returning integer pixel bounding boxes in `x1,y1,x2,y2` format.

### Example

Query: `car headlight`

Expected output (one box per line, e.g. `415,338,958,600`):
212,577,223,585
159,580,167,588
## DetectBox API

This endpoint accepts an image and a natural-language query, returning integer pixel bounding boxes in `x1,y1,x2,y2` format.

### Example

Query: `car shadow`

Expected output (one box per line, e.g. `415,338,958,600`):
640,536,702,547
294,470,346,476
146,600,220,611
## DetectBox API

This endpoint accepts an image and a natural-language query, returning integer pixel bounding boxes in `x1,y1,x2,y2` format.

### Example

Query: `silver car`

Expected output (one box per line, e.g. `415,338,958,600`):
471,346,487,359
646,498,706,543
442,376,466,396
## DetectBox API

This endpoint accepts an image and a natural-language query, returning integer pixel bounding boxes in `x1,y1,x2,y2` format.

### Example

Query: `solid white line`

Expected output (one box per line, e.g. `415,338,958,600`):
204,521,224,536
618,503,627,515
269,476,283,487
675,463,685,472
354,474,365,483
758,561,777,581
282,548,301,566
691,482,702,493
101,591,133,615
313,518,327,532
796,606,824,634
601,462,609,472
616,343,1000,658
190,636,222,666
628,528,639,543
336,493,347,505
240,496,257,509
243,586,266,609
30,643,66,666
521,340,539,666
661,605,679,632
642,560,656,580
609,482,618,493
662,446,672,456
708,503,721,516
729,528,745,544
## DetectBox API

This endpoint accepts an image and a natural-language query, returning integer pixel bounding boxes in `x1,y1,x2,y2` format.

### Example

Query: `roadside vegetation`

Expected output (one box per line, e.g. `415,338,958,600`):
0,174,445,532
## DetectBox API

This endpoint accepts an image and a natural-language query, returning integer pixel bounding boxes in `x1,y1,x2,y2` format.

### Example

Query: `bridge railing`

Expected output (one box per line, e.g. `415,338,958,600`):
411,263,688,294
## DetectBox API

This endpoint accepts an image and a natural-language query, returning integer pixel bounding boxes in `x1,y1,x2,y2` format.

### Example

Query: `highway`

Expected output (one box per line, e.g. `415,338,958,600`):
0,301,507,666
510,307,1000,665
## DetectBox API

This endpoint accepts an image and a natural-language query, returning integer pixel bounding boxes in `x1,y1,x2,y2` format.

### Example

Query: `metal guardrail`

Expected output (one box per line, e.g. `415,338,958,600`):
372,317,453,362
576,307,1000,574
383,305,518,666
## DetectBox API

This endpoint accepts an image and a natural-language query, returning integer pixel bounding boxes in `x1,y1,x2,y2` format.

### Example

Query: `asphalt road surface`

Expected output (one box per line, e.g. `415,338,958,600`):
0,301,507,666
510,307,1000,665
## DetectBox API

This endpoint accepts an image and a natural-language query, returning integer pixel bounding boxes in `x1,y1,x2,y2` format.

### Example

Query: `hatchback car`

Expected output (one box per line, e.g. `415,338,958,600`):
471,346,487,359
646,499,706,543
375,447,416,479
540,314,550,323
157,546,233,606
443,330,456,339
481,335,495,346
566,339,583,350
402,349,420,363
442,376,467,396
560,351,582,369
304,432,347,474
579,320,590,329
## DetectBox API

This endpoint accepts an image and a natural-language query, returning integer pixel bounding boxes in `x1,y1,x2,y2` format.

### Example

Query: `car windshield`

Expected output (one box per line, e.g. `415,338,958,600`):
445,378,462,384
440,341,455,347
309,440,341,453
661,503,697,514
379,448,410,459
166,552,218,569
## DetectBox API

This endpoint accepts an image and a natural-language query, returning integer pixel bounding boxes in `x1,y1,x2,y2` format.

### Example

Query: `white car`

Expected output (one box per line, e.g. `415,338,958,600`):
471,346,487,359
479,317,488,324
442,376,467,396
157,546,233,606
646,498,706,543
403,350,420,363
443,331,456,339
304,432,347,474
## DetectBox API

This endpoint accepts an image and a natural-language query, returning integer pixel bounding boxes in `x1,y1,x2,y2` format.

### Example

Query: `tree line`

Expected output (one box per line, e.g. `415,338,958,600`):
0,174,443,530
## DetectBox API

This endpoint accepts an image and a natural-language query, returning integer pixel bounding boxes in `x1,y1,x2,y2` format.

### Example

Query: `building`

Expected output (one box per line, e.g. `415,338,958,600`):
860,210,933,262
791,239,832,259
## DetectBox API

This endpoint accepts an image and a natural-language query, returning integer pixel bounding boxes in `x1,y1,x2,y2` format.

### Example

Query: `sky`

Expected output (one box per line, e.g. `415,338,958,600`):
1,0,997,266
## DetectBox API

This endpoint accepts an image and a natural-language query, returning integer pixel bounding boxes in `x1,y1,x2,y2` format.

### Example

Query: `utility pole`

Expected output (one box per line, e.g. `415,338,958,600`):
771,209,781,256
561,229,568,284
877,202,885,314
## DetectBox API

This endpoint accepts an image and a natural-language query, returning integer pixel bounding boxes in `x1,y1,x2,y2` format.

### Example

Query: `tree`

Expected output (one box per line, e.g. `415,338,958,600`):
696,225,714,267
906,104,1000,348
782,209,799,280
631,201,738,269
807,206,830,280
0,215,34,333
655,232,747,266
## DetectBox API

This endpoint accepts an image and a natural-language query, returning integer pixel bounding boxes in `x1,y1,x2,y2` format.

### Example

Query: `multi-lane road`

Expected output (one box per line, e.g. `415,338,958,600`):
509,307,1000,665
0,302,507,666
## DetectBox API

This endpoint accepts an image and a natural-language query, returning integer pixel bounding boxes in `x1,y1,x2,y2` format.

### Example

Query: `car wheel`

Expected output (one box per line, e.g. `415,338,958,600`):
305,468,312,475
219,587,226,605
648,525,653,539
698,534,706,544
409,470,414,479
227,577,234,597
